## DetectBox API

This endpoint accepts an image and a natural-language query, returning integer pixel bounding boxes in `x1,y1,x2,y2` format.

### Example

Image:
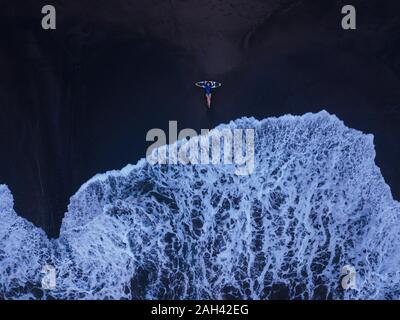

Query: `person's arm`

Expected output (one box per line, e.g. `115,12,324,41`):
195,81,206,88
211,82,222,88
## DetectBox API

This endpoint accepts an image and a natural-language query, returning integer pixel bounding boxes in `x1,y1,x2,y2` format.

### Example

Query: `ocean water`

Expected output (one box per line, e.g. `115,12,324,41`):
1,111,399,300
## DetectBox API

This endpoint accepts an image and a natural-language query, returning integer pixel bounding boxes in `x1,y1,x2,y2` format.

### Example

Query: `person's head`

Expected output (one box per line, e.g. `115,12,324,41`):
206,81,212,87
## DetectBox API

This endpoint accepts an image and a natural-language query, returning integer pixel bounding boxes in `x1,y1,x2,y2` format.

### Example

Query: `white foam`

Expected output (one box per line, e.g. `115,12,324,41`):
1,111,399,299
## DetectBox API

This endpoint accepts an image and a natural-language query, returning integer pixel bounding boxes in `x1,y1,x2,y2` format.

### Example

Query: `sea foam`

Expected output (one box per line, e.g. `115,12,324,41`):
1,111,399,299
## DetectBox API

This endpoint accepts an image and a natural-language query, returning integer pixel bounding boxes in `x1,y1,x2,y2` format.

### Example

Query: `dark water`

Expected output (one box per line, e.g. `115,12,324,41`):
1,4,400,238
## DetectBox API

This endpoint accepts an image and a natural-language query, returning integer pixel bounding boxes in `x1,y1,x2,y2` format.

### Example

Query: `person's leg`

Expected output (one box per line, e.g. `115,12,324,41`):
206,94,212,108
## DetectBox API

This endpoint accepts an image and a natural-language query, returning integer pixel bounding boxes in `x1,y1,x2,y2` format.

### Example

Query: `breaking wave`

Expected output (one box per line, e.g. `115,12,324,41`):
1,111,400,299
